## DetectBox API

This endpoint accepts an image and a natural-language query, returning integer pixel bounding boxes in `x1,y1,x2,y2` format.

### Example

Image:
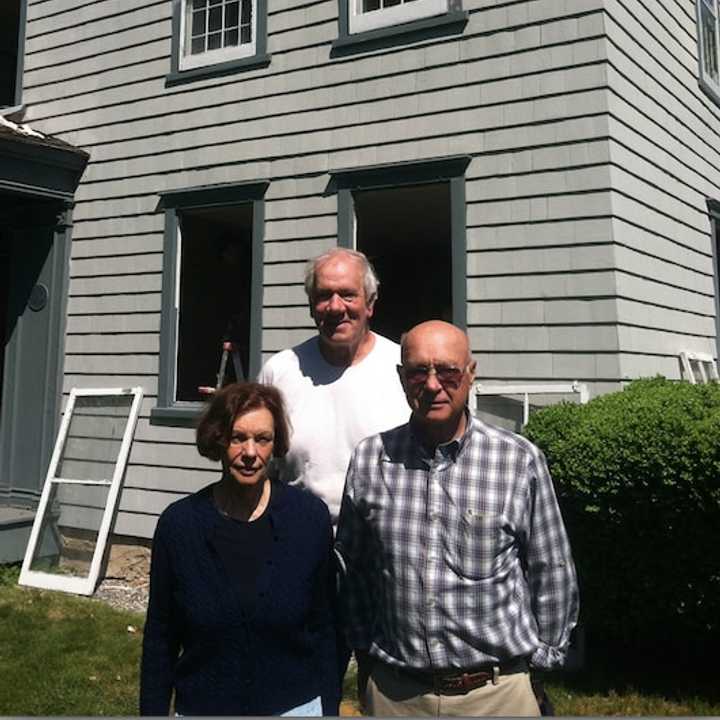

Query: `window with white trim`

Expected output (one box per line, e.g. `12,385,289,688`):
180,0,256,70
698,0,720,97
348,0,448,35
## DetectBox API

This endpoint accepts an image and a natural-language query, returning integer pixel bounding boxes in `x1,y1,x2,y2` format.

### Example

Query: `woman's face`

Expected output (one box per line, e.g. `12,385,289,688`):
224,406,275,487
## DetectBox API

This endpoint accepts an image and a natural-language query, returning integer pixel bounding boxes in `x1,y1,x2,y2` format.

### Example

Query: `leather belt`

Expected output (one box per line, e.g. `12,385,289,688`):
397,657,528,695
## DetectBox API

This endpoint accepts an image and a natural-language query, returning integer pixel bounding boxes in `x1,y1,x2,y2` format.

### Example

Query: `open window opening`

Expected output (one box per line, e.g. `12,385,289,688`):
353,182,452,342
0,0,22,108
175,203,253,402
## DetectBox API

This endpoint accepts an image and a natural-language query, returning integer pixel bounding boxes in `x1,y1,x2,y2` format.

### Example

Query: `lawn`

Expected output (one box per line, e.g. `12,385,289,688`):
1,564,718,716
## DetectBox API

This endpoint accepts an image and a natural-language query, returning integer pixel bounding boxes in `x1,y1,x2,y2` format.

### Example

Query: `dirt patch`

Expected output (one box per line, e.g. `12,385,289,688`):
93,536,152,614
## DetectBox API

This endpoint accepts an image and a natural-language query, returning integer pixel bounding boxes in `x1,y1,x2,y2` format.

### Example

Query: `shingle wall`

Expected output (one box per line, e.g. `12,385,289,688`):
20,0,679,537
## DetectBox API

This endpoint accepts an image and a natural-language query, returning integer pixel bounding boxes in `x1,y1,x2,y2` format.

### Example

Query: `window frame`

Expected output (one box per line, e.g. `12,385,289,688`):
697,0,720,104
331,155,470,331
0,0,27,114
167,0,269,86
151,181,268,427
334,0,467,52
707,198,720,362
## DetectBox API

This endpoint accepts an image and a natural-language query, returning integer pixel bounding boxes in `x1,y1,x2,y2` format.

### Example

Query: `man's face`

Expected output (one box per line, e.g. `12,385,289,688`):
399,325,475,428
310,255,374,350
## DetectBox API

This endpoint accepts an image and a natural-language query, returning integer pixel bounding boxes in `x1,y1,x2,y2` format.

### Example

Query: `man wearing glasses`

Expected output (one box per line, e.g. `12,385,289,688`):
335,320,578,716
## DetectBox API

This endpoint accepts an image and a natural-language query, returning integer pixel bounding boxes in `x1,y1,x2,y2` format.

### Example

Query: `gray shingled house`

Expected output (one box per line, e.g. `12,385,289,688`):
2,0,720,557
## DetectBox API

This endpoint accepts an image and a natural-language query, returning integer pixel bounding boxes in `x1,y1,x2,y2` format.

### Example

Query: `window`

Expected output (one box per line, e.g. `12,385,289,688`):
349,0,447,34
152,182,267,425
0,0,26,110
698,0,720,100
168,0,268,83
709,199,720,361
334,0,466,54
333,156,469,342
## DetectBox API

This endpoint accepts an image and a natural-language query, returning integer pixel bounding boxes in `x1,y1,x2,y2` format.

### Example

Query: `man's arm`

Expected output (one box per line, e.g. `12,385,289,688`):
525,448,579,671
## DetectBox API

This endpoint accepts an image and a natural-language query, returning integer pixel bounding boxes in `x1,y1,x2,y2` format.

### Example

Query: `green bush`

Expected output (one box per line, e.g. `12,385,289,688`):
524,377,720,656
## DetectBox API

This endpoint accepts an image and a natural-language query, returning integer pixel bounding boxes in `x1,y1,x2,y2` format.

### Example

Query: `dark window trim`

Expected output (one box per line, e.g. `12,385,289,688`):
332,7,467,56
707,198,720,361
166,0,270,87
14,0,27,108
331,155,470,331
151,180,268,427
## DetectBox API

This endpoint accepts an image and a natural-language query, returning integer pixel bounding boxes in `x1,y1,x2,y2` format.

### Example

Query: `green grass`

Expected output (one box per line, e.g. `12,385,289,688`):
0,565,144,716
1,563,718,716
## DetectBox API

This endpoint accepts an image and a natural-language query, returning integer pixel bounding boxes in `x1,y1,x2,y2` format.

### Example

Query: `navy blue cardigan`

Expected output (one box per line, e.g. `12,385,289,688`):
139,481,341,716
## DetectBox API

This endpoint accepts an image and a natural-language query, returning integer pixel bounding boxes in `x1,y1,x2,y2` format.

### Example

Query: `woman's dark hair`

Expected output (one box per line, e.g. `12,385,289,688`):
196,382,290,462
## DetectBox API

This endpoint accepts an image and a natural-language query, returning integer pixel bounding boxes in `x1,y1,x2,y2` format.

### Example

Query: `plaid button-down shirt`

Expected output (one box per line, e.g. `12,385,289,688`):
335,415,579,672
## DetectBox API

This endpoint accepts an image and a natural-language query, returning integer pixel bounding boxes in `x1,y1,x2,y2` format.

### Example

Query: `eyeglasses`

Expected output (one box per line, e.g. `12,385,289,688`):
400,363,470,388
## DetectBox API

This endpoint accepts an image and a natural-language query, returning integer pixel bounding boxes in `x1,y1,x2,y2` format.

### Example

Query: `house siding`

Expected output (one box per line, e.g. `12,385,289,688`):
17,0,719,537
603,0,720,379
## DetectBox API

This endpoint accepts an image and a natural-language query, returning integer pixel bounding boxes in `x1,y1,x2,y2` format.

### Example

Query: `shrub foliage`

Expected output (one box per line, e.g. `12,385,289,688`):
524,377,720,655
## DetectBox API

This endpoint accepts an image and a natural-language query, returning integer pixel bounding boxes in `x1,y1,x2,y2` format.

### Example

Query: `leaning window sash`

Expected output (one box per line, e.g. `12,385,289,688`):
701,0,720,86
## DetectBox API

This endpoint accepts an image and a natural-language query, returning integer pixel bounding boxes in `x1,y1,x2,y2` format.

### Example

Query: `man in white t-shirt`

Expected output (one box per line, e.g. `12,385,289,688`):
257,248,409,524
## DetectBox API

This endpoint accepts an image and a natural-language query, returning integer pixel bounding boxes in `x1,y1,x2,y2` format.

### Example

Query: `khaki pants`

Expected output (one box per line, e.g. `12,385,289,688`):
366,661,541,717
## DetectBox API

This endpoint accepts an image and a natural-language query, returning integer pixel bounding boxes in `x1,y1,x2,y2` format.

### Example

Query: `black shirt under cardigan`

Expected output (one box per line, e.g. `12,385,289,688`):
139,481,341,716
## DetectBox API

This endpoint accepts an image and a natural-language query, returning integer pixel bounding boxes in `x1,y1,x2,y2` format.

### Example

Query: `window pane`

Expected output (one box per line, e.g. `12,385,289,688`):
353,183,452,342
363,0,381,10
226,1,240,28
192,0,208,8
29,482,111,579
191,35,206,54
385,0,402,6
208,5,222,31
225,28,239,46
240,24,251,43
192,8,206,35
56,395,135,481
208,30,222,49
702,3,720,85
176,205,254,402
241,0,252,24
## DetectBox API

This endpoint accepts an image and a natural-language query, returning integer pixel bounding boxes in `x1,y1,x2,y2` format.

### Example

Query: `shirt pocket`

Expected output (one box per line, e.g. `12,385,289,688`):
454,509,504,580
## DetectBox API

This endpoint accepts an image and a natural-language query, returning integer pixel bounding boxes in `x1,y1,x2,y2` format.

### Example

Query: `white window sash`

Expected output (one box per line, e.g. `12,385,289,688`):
349,0,448,35
18,387,144,596
179,0,257,70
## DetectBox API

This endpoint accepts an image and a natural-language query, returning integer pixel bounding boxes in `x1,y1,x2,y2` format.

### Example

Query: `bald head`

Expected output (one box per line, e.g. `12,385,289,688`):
401,321,471,366
398,321,476,445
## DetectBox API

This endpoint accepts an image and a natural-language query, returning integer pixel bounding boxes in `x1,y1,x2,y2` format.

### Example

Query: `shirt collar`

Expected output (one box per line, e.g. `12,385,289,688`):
408,409,473,464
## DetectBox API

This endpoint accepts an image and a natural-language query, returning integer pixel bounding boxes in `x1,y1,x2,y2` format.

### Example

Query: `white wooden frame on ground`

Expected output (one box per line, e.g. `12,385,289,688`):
18,387,144,596
679,350,719,384
474,381,590,428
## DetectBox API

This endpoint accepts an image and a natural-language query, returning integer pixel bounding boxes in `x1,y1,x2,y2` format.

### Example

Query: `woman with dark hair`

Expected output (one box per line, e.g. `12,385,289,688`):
140,383,340,716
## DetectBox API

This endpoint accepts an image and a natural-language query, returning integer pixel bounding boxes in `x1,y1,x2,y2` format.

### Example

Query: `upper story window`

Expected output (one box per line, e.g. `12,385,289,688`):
698,0,720,100
168,0,269,84
348,0,448,34
181,0,255,70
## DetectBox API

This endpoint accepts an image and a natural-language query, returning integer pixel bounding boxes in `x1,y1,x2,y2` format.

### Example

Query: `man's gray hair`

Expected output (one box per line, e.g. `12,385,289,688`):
304,248,380,303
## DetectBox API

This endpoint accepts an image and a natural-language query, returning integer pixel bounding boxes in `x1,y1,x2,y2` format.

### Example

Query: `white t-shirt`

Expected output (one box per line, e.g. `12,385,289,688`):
257,333,410,523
